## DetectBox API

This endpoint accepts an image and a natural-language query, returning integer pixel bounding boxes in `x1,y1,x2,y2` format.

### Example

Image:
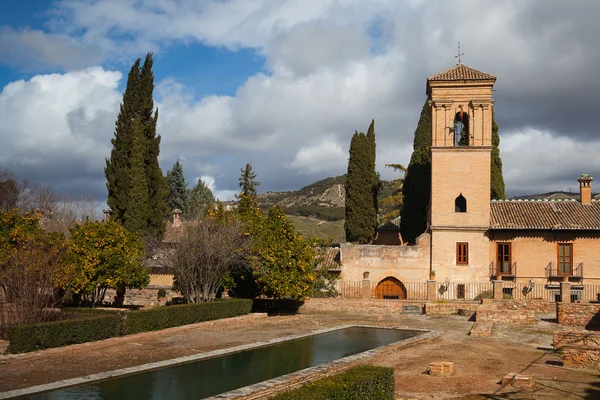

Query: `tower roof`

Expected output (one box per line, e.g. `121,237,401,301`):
428,63,496,82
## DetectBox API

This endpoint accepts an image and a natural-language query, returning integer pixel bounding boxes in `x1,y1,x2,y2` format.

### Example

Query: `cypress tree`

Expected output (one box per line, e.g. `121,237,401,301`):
345,132,375,243
400,100,431,244
166,160,188,214
124,117,149,234
105,58,141,223
187,178,215,218
139,53,168,235
366,119,379,230
490,109,506,199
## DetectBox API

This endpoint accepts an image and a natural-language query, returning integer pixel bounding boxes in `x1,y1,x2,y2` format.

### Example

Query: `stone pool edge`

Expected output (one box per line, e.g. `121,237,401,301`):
208,326,442,400
0,324,419,399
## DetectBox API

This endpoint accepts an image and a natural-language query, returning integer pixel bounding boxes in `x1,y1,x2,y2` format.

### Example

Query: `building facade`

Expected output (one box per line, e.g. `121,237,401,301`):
339,63,600,301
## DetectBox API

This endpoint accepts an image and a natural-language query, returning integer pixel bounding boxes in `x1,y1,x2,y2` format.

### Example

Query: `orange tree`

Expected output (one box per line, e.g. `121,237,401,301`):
249,206,316,300
56,220,149,306
0,211,65,331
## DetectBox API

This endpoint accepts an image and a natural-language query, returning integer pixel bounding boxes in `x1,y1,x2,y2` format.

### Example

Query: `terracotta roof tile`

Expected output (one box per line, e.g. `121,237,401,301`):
428,63,496,82
316,247,341,271
490,200,600,230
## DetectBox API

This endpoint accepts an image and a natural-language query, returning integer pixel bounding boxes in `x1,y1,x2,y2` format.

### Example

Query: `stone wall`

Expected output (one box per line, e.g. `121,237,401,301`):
476,303,535,324
553,329,600,368
301,298,407,314
481,299,552,313
339,234,430,285
557,303,600,329
424,302,479,315
104,286,178,307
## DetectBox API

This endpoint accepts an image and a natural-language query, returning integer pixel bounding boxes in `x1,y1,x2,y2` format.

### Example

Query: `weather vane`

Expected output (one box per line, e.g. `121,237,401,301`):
455,42,464,64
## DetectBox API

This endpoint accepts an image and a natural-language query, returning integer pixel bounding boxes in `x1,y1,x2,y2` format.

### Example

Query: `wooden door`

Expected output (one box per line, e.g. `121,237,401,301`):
497,243,512,274
375,277,406,300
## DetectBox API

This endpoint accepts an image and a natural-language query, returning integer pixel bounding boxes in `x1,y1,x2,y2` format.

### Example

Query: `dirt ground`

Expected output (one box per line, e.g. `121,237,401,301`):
0,310,599,399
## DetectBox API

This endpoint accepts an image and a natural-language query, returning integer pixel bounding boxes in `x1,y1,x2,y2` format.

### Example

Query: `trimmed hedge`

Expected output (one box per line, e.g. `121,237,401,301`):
271,365,395,400
123,299,253,334
7,314,123,354
7,299,253,353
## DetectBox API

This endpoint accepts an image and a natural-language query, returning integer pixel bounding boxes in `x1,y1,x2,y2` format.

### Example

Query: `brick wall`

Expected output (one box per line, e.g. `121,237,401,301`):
424,302,479,315
476,303,535,324
481,299,552,313
557,303,600,328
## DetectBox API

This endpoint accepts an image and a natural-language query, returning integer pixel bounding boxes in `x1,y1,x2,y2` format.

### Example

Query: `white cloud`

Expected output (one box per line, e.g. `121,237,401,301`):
0,27,104,71
0,67,121,196
3,0,600,201
199,175,237,201
289,136,346,174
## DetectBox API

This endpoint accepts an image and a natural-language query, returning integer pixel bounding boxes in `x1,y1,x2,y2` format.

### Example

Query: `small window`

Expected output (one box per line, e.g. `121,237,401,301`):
457,284,466,299
456,242,468,265
455,194,467,213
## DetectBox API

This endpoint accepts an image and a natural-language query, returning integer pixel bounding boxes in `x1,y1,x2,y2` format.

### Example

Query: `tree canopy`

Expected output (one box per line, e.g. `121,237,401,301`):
345,124,377,244
105,53,167,237
166,159,188,214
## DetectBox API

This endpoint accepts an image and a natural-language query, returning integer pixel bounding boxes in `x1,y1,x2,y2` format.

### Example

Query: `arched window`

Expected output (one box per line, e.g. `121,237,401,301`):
455,194,467,213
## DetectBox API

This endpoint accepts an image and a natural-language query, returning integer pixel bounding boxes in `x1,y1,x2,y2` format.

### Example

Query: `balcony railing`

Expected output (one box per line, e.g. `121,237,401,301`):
545,262,583,279
489,261,517,279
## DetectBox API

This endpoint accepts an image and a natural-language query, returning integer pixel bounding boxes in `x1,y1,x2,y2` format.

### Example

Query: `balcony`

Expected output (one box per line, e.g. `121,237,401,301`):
545,262,583,280
489,261,517,280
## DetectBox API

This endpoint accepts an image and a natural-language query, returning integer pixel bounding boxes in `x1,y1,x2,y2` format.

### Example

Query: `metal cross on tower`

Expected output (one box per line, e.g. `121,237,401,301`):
455,42,464,64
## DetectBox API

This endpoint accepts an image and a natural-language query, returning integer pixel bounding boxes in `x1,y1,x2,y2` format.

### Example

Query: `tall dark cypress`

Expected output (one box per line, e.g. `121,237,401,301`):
366,119,378,231
345,132,375,243
124,116,149,234
105,58,141,223
490,109,506,200
400,100,431,244
139,53,167,235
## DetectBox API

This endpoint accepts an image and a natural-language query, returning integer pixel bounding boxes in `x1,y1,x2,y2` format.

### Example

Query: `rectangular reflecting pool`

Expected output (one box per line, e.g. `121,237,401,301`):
27,327,422,400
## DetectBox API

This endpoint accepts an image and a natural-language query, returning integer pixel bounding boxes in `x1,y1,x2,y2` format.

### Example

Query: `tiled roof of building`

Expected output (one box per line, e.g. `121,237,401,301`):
162,220,199,243
428,63,496,82
316,247,341,271
490,200,600,230
377,217,401,232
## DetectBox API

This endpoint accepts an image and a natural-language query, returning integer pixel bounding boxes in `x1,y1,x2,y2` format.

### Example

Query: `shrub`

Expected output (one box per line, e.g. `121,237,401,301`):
157,289,167,298
7,314,122,353
271,365,395,400
123,299,252,334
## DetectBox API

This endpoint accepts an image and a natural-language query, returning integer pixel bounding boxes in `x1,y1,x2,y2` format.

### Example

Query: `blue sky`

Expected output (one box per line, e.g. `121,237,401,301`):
1,0,600,206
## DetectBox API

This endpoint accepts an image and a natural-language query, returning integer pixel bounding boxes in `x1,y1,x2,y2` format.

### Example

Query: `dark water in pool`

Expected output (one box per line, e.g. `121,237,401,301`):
28,327,421,399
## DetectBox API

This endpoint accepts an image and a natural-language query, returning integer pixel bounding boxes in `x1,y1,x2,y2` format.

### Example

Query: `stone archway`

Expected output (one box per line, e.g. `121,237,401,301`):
375,277,407,300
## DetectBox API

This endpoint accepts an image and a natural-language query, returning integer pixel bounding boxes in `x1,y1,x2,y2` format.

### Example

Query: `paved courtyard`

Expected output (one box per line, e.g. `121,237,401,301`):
0,308,599,399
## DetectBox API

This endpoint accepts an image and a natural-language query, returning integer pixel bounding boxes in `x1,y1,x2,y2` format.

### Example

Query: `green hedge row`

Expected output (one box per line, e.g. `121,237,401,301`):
7,314,122,354
123,299,253,335
7,299,253,353
271,365,395,400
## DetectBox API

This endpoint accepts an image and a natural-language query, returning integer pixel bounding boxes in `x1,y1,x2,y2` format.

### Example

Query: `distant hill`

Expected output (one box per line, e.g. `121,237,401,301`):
511,191,600,200
256,175,395,221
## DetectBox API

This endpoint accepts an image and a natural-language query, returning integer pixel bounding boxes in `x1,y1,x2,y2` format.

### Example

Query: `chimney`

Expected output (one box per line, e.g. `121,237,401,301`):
103,208,112,222
577,174,594,204
173,209,183,227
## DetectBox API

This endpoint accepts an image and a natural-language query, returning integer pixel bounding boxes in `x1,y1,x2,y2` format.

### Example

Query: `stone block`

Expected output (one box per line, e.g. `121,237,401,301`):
501,373,535,389
427,361,453,375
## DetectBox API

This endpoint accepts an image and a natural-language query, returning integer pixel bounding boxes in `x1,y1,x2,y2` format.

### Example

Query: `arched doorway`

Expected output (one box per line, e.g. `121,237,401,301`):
375,277,406,300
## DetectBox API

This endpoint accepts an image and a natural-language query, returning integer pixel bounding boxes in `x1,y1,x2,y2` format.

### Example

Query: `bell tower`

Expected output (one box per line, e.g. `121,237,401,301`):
427,63,496,282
